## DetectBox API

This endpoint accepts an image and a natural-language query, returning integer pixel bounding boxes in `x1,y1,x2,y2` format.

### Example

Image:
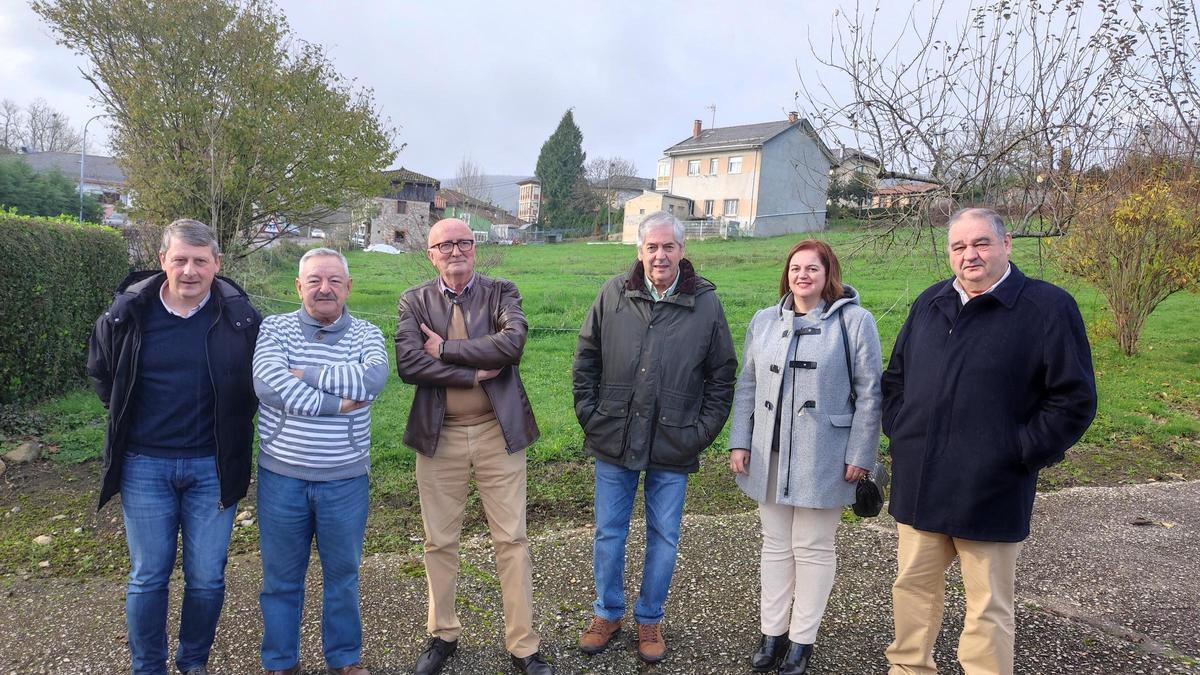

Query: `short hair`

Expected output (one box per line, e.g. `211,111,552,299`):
636,211,686,248
159,219,220,257
298,247,350,278
778,239,845,306
947,207,1007,240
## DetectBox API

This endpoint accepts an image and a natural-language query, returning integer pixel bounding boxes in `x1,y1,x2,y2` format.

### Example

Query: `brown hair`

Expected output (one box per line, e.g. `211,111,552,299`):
778,239,844,305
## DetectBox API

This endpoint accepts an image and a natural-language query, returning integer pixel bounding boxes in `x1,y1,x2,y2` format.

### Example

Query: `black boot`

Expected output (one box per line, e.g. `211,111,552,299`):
749,633,789,671
778,641,813,675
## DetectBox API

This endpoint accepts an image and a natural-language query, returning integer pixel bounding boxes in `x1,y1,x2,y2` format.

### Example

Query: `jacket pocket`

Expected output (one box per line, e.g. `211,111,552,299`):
584,389,633,459
828,413,854,428
651,405,703,467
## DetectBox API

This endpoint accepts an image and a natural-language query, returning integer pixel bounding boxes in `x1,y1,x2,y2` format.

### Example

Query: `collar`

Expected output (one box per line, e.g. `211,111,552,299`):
953,263,1012,305
158,280,211,318
439,273,476,298
644,270,681,302
299,305,350,330
625,258,699,296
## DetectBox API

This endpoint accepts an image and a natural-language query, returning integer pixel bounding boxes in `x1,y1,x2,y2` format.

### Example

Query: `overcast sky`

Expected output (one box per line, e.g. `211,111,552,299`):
0,0,970,180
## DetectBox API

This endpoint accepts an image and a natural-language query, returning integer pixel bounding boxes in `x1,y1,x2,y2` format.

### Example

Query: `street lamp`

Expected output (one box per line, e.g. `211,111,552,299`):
80,113,111,222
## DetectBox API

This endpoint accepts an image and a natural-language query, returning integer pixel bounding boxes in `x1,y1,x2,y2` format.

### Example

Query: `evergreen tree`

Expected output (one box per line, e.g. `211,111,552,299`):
534,110,586,231
0,158,101,221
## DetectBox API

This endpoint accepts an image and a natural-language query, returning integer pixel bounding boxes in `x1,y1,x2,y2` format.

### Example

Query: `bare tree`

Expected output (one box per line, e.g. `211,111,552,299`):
584,156,638,237
800,0,1141,238
453,155,493,205
20,99,83,152
1,99,22,151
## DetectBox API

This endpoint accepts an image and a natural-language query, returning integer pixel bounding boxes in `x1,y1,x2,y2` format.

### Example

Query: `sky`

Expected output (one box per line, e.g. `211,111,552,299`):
0,0,971,180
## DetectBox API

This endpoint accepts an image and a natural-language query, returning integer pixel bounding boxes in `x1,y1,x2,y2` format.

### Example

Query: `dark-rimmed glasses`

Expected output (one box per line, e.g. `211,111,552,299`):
428,239,475,254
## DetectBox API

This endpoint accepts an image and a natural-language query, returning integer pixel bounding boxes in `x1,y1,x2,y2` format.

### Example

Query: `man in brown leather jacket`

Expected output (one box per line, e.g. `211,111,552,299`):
395,218,549,675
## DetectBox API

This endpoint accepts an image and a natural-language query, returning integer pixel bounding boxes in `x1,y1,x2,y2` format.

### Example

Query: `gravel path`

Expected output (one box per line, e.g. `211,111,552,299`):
2,481,1197,674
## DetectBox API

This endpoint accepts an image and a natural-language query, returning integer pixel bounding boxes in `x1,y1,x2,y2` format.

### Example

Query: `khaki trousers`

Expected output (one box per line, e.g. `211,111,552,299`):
415,418,539,657
886,523,1022,675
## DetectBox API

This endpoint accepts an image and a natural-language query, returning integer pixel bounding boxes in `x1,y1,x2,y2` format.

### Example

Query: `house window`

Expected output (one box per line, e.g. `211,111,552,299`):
704,199,714,217
687,160,700,176
728,156,743,174
724,199,739,216
668,204,675,213
397,200,408,214
708,158,718,175
639,208,645,215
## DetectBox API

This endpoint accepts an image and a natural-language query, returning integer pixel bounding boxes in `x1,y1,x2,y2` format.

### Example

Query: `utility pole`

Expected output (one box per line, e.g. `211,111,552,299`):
79,113,111,222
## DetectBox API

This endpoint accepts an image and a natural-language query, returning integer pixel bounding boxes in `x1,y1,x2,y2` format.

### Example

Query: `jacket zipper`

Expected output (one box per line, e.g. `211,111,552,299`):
113,309,142,431
207,297,225,510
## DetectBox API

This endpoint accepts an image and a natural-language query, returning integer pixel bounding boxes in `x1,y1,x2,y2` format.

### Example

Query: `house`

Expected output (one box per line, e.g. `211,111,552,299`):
516,177,541,224
621,191,694,242
350,167,439,249
648,112,834,241
18,150,131,207
435,188,519,242
589,175,655,209
871,181,942,209
829,147,880,186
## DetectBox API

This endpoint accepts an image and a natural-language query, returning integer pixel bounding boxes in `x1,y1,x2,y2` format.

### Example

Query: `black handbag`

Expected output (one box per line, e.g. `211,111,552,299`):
839,311,885,518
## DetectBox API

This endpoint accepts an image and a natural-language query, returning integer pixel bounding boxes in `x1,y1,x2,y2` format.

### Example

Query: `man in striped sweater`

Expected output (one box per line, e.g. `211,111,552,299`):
252,248,388,675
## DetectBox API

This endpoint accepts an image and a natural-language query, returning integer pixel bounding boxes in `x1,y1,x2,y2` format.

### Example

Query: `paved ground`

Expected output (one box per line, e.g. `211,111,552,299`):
2,481,1197,674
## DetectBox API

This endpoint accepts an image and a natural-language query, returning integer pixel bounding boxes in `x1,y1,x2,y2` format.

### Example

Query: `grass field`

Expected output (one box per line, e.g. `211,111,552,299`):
3,225,1198,576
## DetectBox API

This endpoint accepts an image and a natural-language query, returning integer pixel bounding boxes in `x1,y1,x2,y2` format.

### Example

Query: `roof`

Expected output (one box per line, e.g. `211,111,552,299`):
663,117,836,164
875,182,941,195
590,175,654,191
18,151,127,186
382,167,439,188
832,147,880,166
515,177,540,185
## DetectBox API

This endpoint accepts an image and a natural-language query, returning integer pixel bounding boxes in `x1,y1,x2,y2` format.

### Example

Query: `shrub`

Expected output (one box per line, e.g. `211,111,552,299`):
0,210,128,403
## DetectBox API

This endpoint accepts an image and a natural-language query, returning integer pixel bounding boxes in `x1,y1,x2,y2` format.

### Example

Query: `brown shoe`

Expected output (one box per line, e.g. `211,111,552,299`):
328,664,370,675
579,615,622,654
265,667,300,675
637,622,667,663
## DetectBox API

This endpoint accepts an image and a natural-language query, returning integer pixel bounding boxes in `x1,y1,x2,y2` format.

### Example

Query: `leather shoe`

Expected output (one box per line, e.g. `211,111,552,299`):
414,636,458,675
264,667,300,675
328,663,369,675
779,641,814,675
510,651,554,674
749,632,789,671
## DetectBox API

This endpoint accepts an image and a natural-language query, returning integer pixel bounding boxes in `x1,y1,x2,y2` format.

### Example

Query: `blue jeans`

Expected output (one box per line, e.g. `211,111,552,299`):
592,460,689,624
120,453,237,675
257,467,369,670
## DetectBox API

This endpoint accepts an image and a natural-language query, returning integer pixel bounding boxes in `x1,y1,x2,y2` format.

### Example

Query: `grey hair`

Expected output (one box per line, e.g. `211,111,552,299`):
947,207,1007,240
298,247,350,277
636,211,686,248
159,219,220,257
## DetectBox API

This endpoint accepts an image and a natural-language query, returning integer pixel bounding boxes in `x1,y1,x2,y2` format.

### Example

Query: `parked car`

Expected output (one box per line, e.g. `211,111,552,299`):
311,228,326,239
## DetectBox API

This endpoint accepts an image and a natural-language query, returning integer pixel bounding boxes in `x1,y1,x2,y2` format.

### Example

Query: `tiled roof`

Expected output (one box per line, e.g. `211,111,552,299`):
18,151,126,186
591,175,654,191
832,147,880,165
664,120,794,154
383,167,439,188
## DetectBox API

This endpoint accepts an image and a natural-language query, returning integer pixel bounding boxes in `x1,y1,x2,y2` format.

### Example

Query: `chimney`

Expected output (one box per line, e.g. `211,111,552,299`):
692,119,702,138
788,111,799,124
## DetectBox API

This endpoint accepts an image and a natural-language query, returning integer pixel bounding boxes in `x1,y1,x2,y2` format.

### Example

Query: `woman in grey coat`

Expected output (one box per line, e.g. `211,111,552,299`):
729,239,882,674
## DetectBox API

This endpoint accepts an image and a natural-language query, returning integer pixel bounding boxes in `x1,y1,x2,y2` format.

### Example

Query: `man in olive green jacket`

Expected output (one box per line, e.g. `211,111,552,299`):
572,211,737,663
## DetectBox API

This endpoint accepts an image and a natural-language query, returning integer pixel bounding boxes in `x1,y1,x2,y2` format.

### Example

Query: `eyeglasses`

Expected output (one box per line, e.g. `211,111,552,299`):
429,239,475,254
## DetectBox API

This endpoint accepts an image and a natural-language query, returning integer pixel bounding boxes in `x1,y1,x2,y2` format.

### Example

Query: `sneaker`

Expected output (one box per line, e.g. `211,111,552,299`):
636,622,667,663
578,616,622,654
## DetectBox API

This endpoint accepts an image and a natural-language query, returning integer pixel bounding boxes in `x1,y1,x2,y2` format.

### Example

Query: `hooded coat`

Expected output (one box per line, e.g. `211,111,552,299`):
729,286,883,508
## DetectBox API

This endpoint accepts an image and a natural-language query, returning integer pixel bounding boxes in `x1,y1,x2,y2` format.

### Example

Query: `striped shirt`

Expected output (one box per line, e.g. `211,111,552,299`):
252,307,388,481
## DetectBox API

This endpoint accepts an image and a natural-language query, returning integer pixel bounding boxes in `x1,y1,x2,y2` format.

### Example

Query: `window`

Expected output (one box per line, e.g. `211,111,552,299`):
639,208,645,215
668,204,675,213
396,200,407,214
704,199,714,217
657,160,670,177
724,199,739,216
728,156,743,174
687,160,700,176
708,158,718,175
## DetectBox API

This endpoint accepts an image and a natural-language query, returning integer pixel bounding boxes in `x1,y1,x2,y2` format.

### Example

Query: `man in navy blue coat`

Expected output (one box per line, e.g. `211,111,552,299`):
881,208,1097,675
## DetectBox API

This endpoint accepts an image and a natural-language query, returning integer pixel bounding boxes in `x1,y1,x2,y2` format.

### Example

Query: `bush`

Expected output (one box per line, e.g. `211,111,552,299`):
0,157,103,222
0,210,128,404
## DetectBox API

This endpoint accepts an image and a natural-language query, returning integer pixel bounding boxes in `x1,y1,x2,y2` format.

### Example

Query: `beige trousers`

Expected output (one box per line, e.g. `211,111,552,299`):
415,418,539,657
886,523,1023,675
758,452,843,643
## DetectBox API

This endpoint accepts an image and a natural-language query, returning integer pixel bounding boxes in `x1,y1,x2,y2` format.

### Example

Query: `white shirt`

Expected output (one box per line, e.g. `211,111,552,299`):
953,264,1011,305
159,281,212,318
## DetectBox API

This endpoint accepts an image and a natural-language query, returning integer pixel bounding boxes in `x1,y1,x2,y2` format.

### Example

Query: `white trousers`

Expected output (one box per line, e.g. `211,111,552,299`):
758,454,843,644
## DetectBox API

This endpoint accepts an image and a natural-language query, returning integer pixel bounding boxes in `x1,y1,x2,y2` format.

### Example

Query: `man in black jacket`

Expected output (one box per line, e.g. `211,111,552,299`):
572,211,737,663
881,208,1096,675
87,219,260,675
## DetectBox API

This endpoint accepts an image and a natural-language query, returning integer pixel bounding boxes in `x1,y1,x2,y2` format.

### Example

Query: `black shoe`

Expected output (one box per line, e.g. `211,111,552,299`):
511,651,554,674
779,641,813,675
414,636,458,675
749,632,789,671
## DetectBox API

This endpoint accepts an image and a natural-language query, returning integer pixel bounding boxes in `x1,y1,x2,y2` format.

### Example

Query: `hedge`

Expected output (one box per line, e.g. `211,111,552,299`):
0,211,129,404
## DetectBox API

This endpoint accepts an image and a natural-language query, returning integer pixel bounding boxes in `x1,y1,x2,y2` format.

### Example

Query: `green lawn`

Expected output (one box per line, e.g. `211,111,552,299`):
3,227,1197,577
